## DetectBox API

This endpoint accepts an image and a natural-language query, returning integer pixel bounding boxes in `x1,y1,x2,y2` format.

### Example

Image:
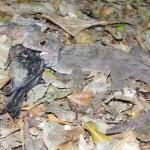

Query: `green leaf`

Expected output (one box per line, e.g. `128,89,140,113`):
116,24,125,31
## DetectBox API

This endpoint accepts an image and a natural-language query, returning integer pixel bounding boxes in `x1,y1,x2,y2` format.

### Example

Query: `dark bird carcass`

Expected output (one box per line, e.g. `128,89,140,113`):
0,30,61,118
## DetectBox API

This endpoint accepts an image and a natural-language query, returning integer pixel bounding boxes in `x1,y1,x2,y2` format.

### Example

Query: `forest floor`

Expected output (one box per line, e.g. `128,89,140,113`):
0,0,150,150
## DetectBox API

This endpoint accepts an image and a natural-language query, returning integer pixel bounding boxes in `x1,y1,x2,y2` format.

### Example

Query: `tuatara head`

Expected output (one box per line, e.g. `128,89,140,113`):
23,31,62,68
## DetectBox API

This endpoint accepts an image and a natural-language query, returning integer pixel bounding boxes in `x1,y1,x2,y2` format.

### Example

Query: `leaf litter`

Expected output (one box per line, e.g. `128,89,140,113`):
0,0,150,150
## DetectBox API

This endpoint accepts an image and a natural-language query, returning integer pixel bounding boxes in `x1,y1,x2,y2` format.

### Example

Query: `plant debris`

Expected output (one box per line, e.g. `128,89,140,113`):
0,0,150,149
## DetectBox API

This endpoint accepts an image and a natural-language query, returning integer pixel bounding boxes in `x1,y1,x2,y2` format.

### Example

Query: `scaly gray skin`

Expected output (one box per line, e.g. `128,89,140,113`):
23,31,62,69
0,26,62,70
22,30,72,74
18,30,150,88
106,109,150,134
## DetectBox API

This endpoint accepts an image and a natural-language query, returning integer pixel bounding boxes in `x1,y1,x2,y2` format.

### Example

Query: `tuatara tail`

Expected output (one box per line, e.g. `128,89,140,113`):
106,109,150,134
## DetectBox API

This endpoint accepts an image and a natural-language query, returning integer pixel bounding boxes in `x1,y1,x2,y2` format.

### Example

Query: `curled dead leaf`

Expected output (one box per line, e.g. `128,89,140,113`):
48,114,72,126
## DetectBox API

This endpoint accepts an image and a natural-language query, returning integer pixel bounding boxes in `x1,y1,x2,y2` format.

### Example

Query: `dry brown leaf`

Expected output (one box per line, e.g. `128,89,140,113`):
75,30,95,44
16,0,32,3
29,127,40,136
48,114,72,126
67,91,92,106
65,125,85,142
112,130,140,150
97,7,114,17
29,104,44,117
0,69,10,89
42,13,116,36
57,141,78,150
0,3,14,15
0,127,20,138
40,122,84,150
17,117,25,149
55,126,85,150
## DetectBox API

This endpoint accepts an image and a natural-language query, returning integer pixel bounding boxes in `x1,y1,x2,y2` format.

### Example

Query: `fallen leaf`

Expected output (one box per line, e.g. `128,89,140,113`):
16,0,32,3
75,30,95,44
45,101,75,122
116,24,126,31
138,7,149,22
29,104,45,117
59,0,77,17
48,114,72,125
0,131,22,149
39,121,67,150
104,26,123,40
104,90,137,104
18,117,25,149
0,3,14,15
82,117,109,134
0,35,10,69
11,2,55,15
29,127,40,136
112,130,140,150
0,69,10,89
58,141,79,150
97,7,114,17
79,134,93,150
95,141,112,150
84,121,111,143
0,12,12,23
65,125,85,142
40,121,84,150
42,13,116,36
67,91,92,106
25,83,49,106
0,127,20,138
135,120,150,142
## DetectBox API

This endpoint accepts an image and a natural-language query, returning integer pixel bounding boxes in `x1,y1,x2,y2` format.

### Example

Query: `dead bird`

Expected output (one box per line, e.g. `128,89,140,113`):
0,28,62,117
1,44,44,117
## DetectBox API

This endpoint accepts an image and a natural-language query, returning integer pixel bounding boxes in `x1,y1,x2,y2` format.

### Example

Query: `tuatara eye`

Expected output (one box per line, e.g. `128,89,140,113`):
39,40,47,46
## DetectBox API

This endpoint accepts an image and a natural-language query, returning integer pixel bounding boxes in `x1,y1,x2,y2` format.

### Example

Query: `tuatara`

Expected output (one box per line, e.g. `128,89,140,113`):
15,31,150,90
53,44,150,89
1,26,150,118
2,26,150,90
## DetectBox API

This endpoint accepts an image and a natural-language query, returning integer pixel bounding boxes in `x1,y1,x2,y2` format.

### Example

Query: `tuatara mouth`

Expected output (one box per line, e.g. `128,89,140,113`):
0,44,44,118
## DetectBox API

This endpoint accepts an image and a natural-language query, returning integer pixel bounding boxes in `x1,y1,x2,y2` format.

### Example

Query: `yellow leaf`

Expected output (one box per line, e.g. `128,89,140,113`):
48,114,72,126
84,121,111,143
43,68,55,77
